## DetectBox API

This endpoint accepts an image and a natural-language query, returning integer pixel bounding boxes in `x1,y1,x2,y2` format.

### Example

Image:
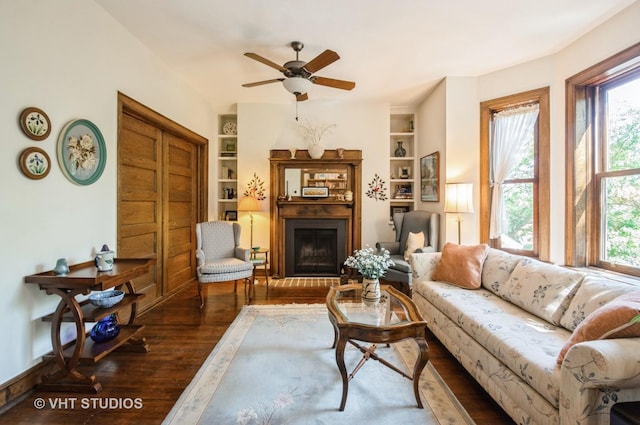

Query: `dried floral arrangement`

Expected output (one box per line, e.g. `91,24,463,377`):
67,134,97,172
298,120,336,145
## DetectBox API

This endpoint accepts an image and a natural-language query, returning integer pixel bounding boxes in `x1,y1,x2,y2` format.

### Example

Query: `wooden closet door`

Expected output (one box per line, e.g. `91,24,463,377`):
118,113,163,309
165,134,198,295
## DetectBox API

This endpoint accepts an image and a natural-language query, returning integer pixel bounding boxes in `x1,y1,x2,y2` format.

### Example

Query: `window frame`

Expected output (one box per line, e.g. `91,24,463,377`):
479,87,550,260
566,42,640,277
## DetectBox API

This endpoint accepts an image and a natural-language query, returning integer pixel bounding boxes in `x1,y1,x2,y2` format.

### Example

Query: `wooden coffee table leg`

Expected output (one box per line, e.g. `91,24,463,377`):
335,334,349,411
412,333,430,409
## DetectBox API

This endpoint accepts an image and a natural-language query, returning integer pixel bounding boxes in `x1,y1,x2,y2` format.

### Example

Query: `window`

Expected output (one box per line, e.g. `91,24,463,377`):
566,42,640,277
480,87,550,259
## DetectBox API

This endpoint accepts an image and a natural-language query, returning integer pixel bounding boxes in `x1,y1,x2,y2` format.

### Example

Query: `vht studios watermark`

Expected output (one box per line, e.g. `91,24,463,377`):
33,397,143,410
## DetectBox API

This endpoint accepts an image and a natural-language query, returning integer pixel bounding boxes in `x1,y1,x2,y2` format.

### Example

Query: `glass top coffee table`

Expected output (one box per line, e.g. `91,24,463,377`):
326,283,430,411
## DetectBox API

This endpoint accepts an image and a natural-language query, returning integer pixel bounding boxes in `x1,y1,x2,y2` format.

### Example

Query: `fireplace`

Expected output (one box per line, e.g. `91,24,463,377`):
285,219,346,276
269,149,362,278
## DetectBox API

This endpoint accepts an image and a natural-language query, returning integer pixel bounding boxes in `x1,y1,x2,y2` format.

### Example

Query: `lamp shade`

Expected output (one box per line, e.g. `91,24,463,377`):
282,77,312,95
238,195,260,212
444,183,474,214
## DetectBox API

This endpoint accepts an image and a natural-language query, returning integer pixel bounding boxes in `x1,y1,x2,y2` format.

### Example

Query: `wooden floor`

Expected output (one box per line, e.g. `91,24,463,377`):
0,280,515,425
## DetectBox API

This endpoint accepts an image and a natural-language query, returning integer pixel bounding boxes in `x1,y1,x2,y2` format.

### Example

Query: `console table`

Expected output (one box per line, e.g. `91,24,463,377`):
25,258,153,393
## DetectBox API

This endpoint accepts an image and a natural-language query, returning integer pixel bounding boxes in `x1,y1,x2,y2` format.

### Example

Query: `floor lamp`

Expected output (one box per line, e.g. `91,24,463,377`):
237,195,260,249
444,183,474,245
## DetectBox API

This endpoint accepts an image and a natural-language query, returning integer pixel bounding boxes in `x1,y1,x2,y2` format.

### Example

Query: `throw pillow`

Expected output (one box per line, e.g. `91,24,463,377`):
499,258,585,326
431,243,490,289
557,291,640,364
404,231,425,260
481,248,522,296
559,275,635,331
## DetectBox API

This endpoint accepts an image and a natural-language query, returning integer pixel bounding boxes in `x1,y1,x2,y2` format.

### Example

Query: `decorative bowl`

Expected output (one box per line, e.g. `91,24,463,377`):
252,246,260,251
89,290,125,308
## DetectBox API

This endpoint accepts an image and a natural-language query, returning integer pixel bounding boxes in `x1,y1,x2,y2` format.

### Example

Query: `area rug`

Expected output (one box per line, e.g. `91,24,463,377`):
263,277,339,288
163,304,474,425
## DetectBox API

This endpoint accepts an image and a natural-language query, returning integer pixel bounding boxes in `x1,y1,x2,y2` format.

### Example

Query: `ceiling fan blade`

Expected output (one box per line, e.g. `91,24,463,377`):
244,52,287,72
296,93,308,102
303,49,340,74
242,78,284,88
312,76,356,91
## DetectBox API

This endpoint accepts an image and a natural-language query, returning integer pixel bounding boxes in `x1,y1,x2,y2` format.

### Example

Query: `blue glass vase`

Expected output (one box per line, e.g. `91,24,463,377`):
90,314,120,343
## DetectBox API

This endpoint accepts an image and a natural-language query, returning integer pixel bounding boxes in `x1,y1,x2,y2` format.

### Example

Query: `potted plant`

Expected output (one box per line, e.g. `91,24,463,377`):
344,246,394,302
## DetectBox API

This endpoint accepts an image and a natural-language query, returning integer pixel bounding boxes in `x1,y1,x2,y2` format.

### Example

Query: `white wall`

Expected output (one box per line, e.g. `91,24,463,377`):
0,0,214,384
416,80,446,247
237,101,393,251
444,77,480,245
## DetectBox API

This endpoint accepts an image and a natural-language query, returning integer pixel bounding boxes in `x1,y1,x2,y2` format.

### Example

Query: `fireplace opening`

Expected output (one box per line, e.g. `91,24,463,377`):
285,219,346,277
294,229,337,275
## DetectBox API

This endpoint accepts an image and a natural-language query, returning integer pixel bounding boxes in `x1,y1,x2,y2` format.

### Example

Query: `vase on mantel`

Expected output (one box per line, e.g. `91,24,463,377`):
361,278,381,302
308,144,325,159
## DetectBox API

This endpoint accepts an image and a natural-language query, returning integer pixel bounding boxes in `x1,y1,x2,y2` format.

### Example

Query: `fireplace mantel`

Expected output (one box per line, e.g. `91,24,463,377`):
269,149,362,278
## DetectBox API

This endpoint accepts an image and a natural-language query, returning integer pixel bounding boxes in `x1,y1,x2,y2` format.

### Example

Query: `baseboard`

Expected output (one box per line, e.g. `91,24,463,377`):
0,358,56,413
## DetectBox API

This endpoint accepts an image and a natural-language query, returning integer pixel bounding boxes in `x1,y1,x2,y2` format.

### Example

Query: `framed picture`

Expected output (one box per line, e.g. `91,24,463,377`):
301,186,329,198
390,206,410,219
19,107,51,141
420,151,440,202
19,147,51,179
57,119,106,185
224,210,238,221
399,166,411,179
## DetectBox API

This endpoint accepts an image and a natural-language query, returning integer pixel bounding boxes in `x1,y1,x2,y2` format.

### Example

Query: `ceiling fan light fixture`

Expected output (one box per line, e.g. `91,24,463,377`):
282,77,312,95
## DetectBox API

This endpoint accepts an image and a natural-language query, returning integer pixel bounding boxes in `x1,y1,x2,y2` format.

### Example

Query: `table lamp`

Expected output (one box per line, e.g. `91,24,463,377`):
238,195,260,249
444,183,474,245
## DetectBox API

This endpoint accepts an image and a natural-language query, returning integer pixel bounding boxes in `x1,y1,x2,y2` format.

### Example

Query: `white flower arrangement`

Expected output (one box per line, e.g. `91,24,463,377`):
344,246,395,280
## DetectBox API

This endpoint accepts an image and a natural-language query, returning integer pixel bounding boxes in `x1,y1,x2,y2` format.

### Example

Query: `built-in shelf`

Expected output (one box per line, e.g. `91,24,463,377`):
389,111,416,218
218,114,238,220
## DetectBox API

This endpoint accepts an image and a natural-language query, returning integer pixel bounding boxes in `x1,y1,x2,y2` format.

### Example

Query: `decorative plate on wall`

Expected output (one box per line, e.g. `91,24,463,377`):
19,147,51,179
57,119,106,185
19,107,51,141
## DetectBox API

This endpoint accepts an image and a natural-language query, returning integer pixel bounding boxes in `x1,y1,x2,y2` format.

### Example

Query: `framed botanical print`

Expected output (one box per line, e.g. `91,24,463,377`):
57,119,106,185
420,151,440,202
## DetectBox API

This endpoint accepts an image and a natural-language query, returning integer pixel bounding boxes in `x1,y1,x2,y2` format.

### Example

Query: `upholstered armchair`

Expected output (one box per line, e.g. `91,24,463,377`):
376,210,439,295
195,221,254,308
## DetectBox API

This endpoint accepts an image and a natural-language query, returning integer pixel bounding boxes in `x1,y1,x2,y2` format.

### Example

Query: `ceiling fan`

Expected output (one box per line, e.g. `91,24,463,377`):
242,41,355,101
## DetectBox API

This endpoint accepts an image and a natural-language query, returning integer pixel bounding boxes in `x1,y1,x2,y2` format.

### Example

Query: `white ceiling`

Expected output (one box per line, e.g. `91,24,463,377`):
95,0,635,107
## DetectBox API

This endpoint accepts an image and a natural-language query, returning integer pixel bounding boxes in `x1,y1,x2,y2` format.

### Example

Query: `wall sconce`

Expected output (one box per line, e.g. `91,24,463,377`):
444,183,474,245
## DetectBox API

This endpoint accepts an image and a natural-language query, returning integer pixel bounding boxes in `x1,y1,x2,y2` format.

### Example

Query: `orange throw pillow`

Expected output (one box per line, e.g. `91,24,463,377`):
431,243,490,289
557,291,640,364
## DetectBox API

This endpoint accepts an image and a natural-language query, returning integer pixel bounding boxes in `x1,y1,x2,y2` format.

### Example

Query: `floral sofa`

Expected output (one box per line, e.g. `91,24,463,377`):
409,245,640,425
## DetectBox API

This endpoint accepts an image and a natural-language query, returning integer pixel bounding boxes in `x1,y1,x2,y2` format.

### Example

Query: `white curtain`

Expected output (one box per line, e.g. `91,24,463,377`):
489,104,539,239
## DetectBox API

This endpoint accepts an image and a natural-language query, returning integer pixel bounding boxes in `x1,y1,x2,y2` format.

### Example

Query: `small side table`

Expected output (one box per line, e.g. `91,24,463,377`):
250,248,269,287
